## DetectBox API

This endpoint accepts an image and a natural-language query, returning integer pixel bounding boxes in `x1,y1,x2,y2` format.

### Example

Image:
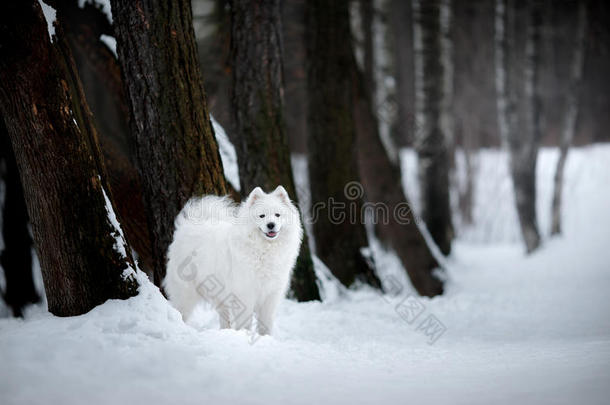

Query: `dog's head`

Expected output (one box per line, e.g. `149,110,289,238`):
243,186,299,241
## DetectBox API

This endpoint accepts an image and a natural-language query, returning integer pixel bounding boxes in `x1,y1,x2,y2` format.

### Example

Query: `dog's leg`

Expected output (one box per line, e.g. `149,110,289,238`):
172,291,199,323
218,307,253,330
218,306,231,329
256,293,281,335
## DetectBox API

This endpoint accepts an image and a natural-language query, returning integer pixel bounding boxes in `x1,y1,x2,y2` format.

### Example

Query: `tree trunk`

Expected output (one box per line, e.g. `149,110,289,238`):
390,0,415,147
440,0,455,167
111,0,228,286
281,0,309,154
229,0,320,301
0,120,40,317
356,0,443,296
53,0,154,278
360,0,376,99
353,71,444,297
496,0,542,253
412,0,454,256
306,0,381,289
0,1,138,316
495,0,512,150
458,145,475,225
550,1,587,235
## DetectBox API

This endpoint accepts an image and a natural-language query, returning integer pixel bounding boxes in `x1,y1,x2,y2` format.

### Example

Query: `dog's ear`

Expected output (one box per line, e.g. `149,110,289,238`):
246,187,264,207
273,185,291,205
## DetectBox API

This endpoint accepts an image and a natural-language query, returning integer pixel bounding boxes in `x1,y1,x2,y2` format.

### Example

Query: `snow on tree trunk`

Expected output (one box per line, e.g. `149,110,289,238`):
551,2,587,236
110,0,228,286
229,0,320,301
412,0,454,256
0,1,138,316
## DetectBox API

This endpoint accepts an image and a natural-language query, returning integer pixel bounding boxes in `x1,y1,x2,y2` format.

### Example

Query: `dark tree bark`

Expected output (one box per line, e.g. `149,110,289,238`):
306,0,381,289
495,0,542,253
452,0,496,224
550,1,587,235
193,0,234,140
0,1,138,316
390,0,415,147
110,0,229,286
52,0,154,277
412,0,454,256
282,0,309,154
0,120,40,317
229,0,320,301
360,0,375,99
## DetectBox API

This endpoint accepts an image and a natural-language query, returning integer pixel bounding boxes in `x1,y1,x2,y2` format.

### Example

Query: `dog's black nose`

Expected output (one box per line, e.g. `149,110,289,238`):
267,222,275,230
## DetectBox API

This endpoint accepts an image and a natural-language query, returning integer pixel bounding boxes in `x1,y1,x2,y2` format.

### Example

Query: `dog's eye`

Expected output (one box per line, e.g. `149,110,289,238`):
275,213,280,217
259,214,265,218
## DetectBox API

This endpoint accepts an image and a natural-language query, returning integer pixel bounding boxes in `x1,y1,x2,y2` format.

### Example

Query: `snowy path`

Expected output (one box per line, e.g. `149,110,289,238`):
1,146,609,404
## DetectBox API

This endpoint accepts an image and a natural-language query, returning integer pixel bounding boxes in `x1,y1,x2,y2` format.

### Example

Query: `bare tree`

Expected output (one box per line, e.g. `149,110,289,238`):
495,0,542,253
412,0,454,255
306,0,381,289
452,0,498,224
229,0,320,301
390,0,415,147
355,0,443,296
110,0,229,285
0,1,138,316
440,0,455,166
53,0,154,277
281,0,309,154
550,1,587,235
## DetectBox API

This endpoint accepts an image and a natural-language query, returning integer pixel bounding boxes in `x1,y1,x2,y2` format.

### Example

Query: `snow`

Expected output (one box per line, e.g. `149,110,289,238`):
1,145,610,404
211,116,241,192
401,145,610,245
100,34,117,58
291,154,316,253
38,0,56,41
78,0,113,24
100,180,129,264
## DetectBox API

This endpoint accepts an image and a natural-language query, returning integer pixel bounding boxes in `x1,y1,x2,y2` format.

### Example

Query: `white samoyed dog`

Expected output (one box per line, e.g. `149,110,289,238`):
164,186,302,335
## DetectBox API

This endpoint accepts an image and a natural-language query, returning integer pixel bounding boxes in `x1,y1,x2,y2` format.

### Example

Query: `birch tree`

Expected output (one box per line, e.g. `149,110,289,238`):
412,0,454,255
495,0,542,253
356,0,444,296
550,1,587,235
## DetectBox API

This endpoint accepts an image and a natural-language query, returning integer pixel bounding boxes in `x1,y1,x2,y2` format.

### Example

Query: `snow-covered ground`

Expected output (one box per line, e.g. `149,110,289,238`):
1,145,610,404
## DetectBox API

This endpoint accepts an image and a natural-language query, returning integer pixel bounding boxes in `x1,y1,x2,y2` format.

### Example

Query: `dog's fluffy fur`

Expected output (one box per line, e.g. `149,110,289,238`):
164,186,302,335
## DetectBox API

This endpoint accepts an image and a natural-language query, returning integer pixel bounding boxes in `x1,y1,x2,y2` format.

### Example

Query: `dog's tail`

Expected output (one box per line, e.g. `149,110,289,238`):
175,195,238,229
